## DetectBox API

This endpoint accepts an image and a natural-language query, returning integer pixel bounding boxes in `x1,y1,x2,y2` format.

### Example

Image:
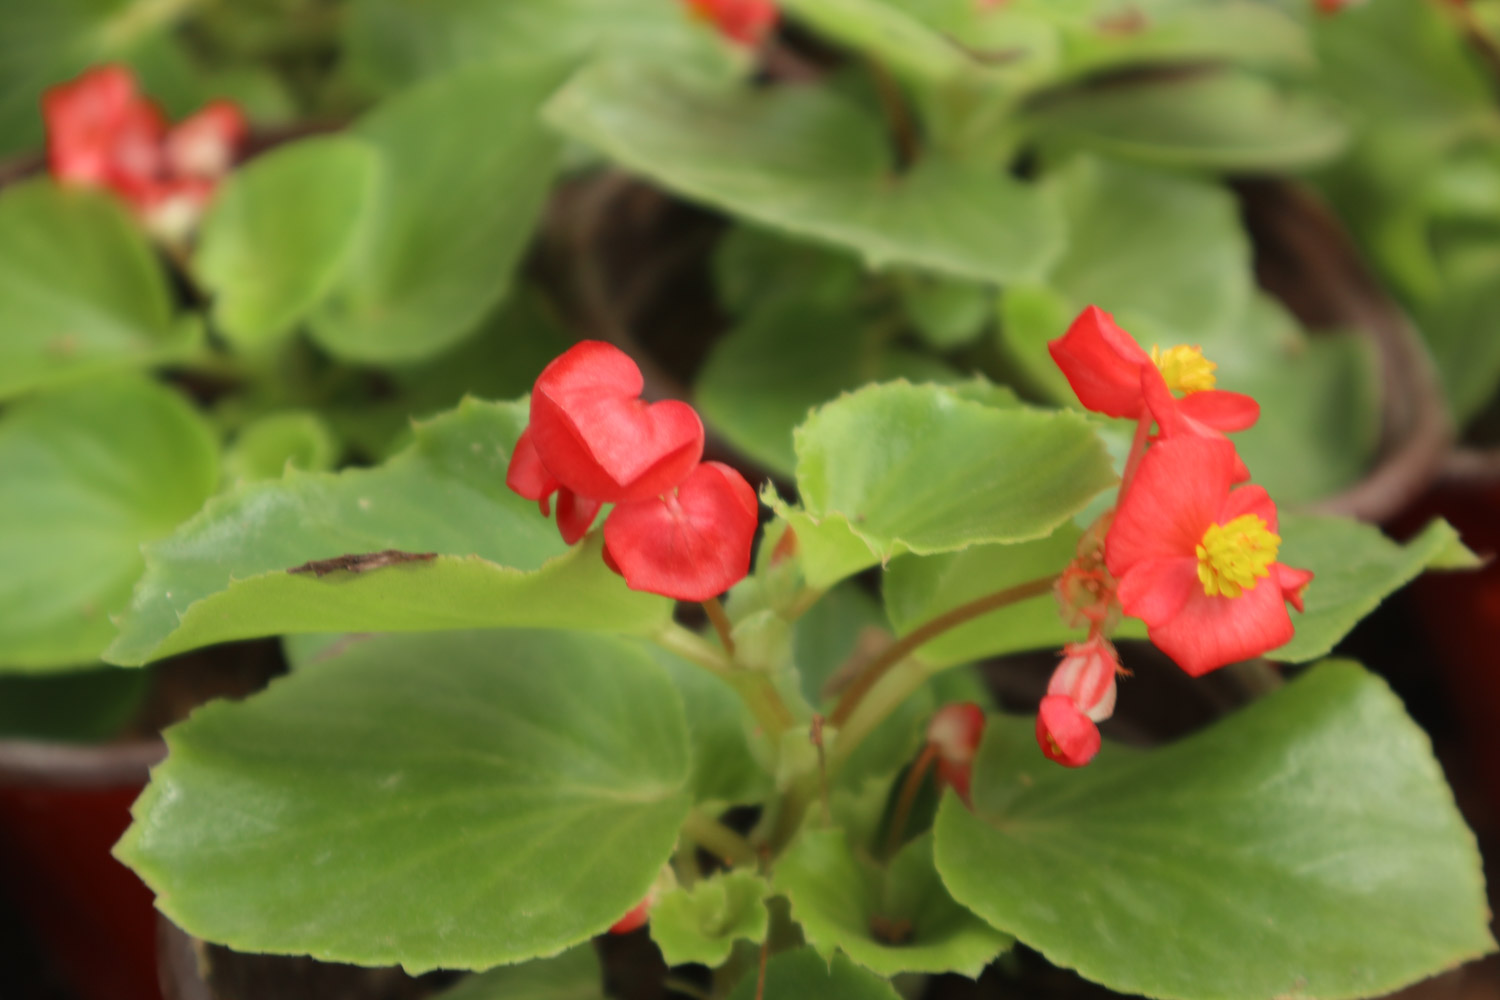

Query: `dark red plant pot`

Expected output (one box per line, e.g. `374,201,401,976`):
0,740,164,1000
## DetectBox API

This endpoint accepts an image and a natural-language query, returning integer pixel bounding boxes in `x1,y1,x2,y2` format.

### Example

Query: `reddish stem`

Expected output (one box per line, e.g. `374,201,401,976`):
885,743,939,858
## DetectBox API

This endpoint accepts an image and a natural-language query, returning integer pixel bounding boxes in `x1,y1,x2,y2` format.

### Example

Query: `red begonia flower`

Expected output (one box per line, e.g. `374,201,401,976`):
609,898,652,935
1036,694,1100,768
1139,363,1256,483
1105,437,1312,676
529,342,704,504
1049,306,1259,442
927,702,985,803
1048,306,1154,420
42,65,153,188
507,428,604,544
684,0,779,45
164,100,247,179
603,462,758,601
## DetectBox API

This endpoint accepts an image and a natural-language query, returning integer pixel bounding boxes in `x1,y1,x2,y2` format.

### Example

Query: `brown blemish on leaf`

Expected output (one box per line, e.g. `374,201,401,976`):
286,550,438,577
869,915,914,946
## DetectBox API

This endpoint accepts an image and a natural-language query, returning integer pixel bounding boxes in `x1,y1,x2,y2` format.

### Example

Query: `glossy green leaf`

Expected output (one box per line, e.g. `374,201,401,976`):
1046,1,1311,79
726,948,901,1000
1272,516,1477,664
105,399,671,666
696,300,957,476
436,946,603,1000
776,830,1010,978
789,382,1115,573
221,411,340,486
546,64,1062,283
650,870,770,968
647,645,771,806
934,663,1494,1000
309,64,561,363
195,137,378,347
344,0,729,93
117,629,691,971
0,182,192,399
0,378,217,671
1025,71,1349,171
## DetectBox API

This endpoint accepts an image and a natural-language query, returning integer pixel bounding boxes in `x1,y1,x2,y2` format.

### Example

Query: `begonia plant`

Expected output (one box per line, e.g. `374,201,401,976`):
0,2,1497,999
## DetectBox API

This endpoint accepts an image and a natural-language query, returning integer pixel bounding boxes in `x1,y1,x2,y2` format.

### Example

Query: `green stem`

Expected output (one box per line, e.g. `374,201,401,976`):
682,809,758,868
828,657,930,776
828,574,1059,729
652,624,797,739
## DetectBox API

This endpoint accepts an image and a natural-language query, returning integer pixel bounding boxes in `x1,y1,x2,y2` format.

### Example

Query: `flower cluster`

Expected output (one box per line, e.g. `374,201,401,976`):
42,65,246,243
508,341,759,602
682,0,779,45
1038,306,1313,766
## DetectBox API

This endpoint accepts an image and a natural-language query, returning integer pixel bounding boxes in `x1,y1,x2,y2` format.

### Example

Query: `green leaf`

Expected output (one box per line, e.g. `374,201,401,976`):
1272,517,1475,664
0,378,218,671
1046,1,1311,79
309,64,562,363
712,224,864,314
0,182,192,399
900,275,992,350
195,137,378,348
650,870,770,968
647,645,771,806
776,830,1010,978
934,663,1494,1000
105,399,671,666
726,948,902,1000
696,300,957,477
1025,71,1349,171
221,411,340,486
780,0,972,84
883,526,1144,670
435,946,603,1000
791,382,1115,569
118,630,690,971
546,64,1062,283
344,0,729,93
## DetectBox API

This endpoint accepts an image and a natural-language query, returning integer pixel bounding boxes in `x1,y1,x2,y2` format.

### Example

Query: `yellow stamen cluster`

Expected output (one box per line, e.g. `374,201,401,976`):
1152,344,1217,395
1196,514,1279,599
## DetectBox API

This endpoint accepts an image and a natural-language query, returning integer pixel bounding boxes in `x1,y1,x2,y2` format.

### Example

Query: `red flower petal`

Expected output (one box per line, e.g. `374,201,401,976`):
609,898,652,935
1215,483,1278,533
1146,577,1295,676
1106,437,1237,578
936,757,974,806
555,488,603,546
1140,366,1251,482
603,462,758,601
505,427,559,514
685,0,779,44
1116,555,1199,629
529,342,704,504
1276,564,1315,613
42,65,140,187
1035,694,1101,768
165,100,247,180
1176,389,1260,433
1047,306,1151,419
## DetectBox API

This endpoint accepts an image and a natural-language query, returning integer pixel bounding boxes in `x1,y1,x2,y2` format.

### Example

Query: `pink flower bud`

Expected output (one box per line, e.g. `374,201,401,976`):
1046,636,1120,724
1036,695,1101,768
927,703,985,804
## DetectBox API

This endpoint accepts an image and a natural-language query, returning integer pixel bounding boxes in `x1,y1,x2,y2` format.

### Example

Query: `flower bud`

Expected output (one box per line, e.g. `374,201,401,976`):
927,702,986,804
1036,695,1101,768
609,897,652,935
1046,636,1120,724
